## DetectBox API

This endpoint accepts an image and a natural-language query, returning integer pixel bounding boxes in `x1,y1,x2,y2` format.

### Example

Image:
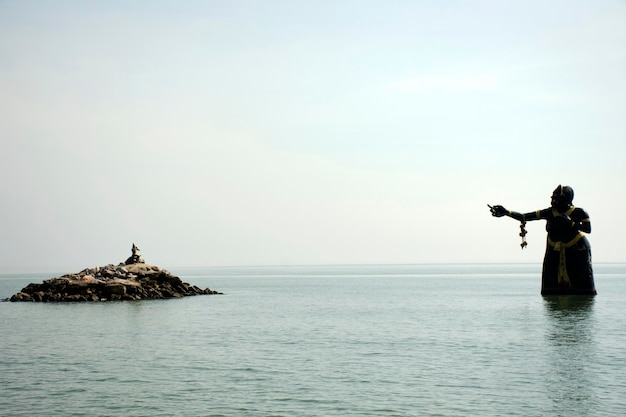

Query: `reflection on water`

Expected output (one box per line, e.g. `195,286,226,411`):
544,295,595,313
543,296,596,416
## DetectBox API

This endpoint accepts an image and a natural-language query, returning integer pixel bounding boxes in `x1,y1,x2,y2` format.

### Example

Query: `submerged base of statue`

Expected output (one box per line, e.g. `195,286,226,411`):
540,235,596,296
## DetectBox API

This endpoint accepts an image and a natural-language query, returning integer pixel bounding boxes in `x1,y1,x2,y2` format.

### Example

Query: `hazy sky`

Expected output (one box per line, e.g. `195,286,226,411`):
1,0,625,270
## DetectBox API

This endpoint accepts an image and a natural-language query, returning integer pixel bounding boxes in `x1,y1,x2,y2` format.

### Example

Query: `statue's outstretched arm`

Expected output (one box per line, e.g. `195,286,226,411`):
488,205,537,222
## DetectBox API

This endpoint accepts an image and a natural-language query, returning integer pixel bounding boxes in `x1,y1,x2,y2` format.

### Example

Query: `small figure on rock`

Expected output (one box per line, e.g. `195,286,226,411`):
125,243,145,265
489,185,596,296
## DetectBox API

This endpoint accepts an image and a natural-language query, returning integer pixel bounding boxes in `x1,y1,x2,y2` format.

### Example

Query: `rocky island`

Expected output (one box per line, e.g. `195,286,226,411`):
6,244,222,302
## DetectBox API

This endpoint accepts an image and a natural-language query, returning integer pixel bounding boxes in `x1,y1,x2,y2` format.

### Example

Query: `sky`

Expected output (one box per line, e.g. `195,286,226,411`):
1,0,625,270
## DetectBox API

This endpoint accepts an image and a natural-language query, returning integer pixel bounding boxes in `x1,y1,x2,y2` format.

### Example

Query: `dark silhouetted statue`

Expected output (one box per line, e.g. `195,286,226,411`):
490,185,596,295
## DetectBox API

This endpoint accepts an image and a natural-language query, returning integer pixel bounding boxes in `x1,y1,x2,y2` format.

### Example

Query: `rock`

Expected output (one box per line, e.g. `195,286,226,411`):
4,244,222,302
104,283,126,297
10,292,32,302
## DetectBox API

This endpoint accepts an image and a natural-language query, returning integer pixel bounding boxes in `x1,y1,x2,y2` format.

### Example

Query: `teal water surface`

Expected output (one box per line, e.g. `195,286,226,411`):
1,263,625,416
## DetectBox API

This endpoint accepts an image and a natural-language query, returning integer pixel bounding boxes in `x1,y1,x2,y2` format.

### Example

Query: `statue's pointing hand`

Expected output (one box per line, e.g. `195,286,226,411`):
488,204,507,217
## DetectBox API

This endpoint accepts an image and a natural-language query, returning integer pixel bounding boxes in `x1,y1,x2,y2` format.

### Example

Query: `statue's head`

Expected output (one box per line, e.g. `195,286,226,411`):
551,185,574,210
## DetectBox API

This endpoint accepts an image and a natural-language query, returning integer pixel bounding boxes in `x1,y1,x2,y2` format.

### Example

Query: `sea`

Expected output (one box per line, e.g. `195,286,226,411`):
1,263,625,417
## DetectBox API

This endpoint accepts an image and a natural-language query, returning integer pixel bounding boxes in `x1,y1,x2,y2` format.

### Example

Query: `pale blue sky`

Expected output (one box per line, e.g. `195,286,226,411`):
1,0,625,269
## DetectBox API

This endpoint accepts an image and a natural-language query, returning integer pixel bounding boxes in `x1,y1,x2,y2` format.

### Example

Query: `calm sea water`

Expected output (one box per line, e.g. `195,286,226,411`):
1,263,625,417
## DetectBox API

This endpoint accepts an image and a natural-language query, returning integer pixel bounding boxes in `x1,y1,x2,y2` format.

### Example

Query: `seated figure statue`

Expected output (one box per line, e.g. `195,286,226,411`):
125,243,145,265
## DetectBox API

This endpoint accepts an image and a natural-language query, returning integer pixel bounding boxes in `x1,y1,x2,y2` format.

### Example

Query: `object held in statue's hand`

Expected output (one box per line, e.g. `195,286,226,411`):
519,220,528,249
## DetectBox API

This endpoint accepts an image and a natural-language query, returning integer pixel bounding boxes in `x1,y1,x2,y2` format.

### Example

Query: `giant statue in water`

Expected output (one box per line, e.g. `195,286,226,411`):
490,185,596,295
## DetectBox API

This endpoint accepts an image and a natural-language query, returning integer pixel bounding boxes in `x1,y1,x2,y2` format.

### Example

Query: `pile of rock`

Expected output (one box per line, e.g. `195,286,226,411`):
6,245,222,302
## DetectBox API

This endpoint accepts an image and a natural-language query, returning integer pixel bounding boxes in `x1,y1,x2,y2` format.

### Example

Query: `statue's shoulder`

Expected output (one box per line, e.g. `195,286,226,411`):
572,206,590,219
